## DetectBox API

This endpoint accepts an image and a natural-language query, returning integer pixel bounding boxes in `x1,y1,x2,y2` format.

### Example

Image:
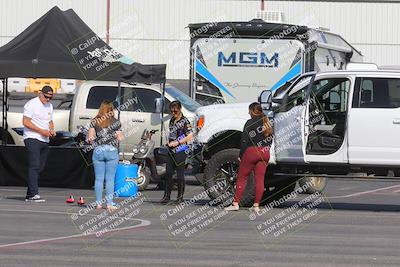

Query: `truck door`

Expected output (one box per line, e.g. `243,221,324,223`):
273,77,313,163
305,77,351,162
348,77,400,165
120,87,170,154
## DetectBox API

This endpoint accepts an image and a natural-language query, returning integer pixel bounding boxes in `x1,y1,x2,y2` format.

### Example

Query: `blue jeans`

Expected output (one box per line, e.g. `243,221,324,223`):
92,145,119,205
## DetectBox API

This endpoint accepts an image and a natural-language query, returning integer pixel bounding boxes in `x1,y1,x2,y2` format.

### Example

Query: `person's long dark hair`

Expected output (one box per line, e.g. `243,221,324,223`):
249,102,272,137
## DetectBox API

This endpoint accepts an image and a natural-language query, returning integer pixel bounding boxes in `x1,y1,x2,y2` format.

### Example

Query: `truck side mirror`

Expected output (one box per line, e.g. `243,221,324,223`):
258,90,272,111
154,98,164,113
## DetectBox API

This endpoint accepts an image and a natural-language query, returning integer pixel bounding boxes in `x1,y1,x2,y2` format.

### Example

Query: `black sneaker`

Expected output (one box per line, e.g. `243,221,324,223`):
159,196,170,205
25,194,46,202
173,198,184,205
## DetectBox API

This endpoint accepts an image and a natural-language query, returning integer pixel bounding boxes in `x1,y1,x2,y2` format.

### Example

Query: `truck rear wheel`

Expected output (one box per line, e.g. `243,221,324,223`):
298,176,327,194
261,174,297,205
262,182,296,205
203,148,255,207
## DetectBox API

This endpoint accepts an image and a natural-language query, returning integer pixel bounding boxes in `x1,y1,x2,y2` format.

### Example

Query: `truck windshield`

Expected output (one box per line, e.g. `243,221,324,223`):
288,76,313,96
272,76,312,100
165,87,202,112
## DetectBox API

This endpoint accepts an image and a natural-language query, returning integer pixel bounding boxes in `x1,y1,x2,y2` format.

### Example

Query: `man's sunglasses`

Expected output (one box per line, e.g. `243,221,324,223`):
43,94,53,100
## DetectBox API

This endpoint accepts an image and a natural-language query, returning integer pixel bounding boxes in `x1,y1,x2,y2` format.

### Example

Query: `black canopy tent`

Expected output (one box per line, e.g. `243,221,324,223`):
0,6,166,188
0,6,123,80
0,6,166,143
0,6,166,81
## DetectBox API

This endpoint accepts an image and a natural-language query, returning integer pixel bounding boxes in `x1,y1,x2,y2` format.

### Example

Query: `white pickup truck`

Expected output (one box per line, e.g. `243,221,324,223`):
0,81,200,157
193,69,400,205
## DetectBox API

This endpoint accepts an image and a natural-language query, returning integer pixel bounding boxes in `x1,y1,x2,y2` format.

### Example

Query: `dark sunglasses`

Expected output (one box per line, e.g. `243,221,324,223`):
43,94,53,100
170,109,179,113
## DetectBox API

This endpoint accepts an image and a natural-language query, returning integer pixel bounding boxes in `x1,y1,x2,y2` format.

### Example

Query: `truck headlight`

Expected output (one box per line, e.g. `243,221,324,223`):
132,145,139,153
196,115,205,131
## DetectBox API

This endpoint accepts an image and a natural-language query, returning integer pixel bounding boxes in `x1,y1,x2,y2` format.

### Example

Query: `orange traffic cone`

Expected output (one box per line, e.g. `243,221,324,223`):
66,195,75,203
77,197,85,206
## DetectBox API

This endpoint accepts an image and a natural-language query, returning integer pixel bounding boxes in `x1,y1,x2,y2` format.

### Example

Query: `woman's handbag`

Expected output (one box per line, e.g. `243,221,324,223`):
155,146,169,156
154,146,171,164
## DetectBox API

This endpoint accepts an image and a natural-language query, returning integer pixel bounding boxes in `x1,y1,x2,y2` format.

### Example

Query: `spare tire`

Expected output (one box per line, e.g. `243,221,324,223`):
203,148,255,207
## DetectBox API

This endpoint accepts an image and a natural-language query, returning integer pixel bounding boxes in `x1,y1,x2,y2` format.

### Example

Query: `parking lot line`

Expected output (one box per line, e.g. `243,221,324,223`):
326,184,400,199
0,221,151,249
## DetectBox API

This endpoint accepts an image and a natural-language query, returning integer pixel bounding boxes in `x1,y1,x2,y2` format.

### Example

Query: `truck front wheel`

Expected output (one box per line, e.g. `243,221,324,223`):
203,148,255,207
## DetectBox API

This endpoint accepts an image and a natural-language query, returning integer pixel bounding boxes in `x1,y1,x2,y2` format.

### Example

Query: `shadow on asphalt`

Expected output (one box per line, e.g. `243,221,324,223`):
167,200,400,212
5,196,26,201
282,201,400,212
144,199,211,205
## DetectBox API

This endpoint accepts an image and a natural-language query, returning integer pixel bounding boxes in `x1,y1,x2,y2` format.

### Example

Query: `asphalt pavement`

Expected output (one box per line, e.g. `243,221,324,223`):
0,177,399,267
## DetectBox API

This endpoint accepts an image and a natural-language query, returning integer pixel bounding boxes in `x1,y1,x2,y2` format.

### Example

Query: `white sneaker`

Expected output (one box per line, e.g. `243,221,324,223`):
25,194,46,202
224,205,239,211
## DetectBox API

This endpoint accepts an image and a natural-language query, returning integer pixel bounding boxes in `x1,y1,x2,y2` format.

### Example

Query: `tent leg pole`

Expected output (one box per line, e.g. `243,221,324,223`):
5,78,8,145
117,79,121,155
160,83,166,145
117,80,121,121
189,48,195,100
2,78,7,146
1,78,4,145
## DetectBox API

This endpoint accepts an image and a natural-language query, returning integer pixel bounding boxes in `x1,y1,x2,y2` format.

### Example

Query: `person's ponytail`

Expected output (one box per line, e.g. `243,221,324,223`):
248,102,273,137
262,115,273,137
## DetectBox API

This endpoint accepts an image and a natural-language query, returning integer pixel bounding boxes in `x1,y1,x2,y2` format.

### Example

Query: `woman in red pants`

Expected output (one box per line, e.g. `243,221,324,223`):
225,102,273,212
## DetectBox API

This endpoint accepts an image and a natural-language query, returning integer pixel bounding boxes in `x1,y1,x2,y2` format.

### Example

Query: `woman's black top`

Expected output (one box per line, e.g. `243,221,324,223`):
91,117,121,148
239,116,273,158
168,115,192,142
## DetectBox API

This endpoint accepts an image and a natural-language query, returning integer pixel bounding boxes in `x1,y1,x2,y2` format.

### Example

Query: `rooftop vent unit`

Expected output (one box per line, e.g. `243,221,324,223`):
255,10,285,23
346,63,378,71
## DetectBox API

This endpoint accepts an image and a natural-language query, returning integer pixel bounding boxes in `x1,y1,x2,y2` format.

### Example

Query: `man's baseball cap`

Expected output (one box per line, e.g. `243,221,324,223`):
41,86,54,94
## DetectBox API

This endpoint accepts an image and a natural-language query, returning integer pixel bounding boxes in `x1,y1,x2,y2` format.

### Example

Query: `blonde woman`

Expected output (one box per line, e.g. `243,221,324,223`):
88,101,123,211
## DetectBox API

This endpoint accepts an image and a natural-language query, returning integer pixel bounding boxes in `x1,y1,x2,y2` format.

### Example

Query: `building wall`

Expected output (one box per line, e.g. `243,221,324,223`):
264,1,400,68
0,0,399,79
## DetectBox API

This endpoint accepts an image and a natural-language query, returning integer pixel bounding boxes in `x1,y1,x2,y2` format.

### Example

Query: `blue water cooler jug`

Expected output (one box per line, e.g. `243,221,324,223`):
114,163,139,197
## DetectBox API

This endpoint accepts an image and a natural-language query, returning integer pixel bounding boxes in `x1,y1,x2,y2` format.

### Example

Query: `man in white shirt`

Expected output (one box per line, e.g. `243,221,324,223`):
22,86,56,202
